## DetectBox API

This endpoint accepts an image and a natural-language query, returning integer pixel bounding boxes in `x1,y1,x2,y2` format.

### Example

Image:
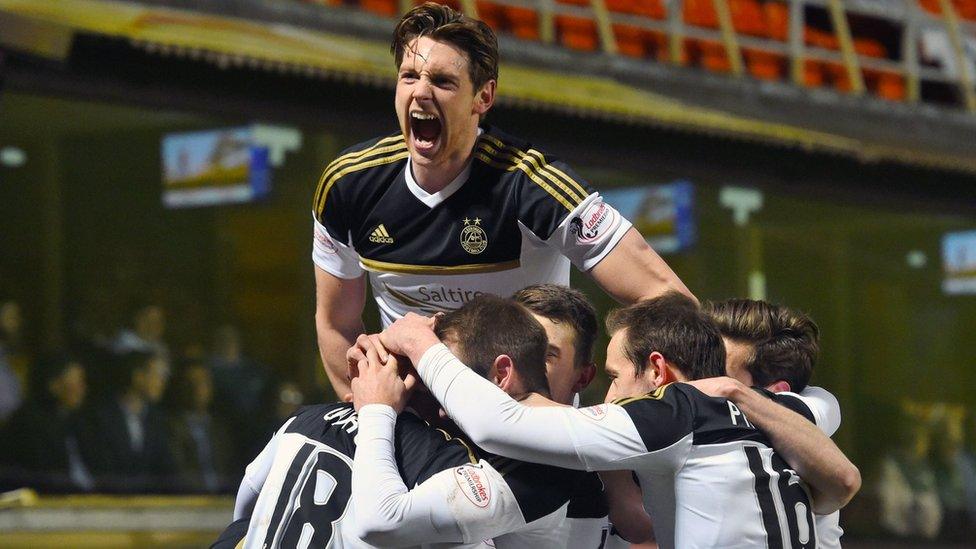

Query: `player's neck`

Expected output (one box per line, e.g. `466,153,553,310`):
411,128,479,193
412,156,471,194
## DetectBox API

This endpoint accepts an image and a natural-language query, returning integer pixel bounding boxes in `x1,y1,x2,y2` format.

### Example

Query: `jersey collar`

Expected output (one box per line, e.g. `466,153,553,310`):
404,128,482,208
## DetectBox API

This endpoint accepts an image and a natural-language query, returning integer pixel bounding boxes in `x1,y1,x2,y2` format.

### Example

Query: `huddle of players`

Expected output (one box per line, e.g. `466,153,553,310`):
215,285,860,548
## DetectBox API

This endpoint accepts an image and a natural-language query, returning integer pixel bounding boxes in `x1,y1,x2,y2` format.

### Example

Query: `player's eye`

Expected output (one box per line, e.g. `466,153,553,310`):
400,71,418,82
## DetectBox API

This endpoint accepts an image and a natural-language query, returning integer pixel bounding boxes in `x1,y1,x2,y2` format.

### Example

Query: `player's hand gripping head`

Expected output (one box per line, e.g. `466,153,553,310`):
350,337,417,413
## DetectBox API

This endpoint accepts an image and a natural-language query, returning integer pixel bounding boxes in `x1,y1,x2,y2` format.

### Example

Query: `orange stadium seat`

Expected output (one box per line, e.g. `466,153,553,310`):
730,0,766,37
865,69,907,101
803,60,825,88
475,1,507,31
506,6,540,40
853,38,887,58
918,0,976,18
359,0,398,17
699,40,732,73
745,49,785,80
556,0,599,52
683,0,718,28
764,1,789,41
613,24,649,57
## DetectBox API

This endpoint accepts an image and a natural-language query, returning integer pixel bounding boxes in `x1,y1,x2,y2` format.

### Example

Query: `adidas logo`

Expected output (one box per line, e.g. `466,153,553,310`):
369,224,394,244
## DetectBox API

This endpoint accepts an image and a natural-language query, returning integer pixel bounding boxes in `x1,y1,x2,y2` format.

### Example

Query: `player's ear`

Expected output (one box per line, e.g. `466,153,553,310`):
473,80,496,116
647,351,670,388
766,380,791,393
492,354,514,389
572,362,597,393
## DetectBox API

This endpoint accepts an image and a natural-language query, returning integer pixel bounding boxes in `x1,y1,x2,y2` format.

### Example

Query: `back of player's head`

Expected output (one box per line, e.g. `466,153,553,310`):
391,2,499,91
435,295,550,396
704,298,819,393
512,284,597,370
605,291,725,381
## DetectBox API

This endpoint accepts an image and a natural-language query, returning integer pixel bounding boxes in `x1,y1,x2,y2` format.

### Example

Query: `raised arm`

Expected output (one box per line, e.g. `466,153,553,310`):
689,377,861,515
370,315,649,471
315,266,366,398
589,228,696,304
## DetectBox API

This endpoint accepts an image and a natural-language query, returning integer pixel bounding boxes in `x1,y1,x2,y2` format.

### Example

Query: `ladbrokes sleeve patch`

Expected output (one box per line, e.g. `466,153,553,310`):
454,464,492,508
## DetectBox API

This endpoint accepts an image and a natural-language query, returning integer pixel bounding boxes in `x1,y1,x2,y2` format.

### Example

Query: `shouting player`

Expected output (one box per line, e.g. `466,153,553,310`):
312,2,692,398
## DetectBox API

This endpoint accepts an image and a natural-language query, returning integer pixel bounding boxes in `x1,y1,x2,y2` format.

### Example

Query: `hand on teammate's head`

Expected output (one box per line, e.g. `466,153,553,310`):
351,343,409,413
378,312,440,360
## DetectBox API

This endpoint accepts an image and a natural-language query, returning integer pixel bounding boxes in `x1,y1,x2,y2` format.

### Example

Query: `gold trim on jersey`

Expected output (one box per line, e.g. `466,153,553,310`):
435,428,479,464
612,383,672,407
478,134,589,210
360,257,521,275
313,135,407,215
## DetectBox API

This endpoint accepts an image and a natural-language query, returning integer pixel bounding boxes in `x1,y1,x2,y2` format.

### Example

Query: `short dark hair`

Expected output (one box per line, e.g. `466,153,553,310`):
435,295,550,396
704,299,819,392
512,284,597,370
605,292,725,381
391,2,499,91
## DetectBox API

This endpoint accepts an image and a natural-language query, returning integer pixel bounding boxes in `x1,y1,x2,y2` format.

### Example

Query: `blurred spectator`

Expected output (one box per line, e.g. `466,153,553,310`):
0,355,96,492
209,324,269,467
0,298,27,422
112,302,169,359
209,324,267,419
0,298,31,393
877,410,942,539
245,380,304,461
931,405,976,541
0,347,21,423
90,351,176,492
168,361,234,494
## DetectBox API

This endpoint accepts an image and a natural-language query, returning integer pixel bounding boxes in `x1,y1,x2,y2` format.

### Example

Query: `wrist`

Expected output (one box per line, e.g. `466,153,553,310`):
405,332,442,364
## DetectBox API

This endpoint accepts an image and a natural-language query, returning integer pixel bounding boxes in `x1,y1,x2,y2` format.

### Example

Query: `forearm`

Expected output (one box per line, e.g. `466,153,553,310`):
602,470,654,543
316,315,362,398
590,228,696,304
413,344,650,471
352,405,465,545
728,385,861,514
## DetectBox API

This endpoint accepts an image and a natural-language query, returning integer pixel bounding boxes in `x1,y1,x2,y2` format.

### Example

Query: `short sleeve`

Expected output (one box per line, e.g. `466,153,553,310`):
515,160,631,272
312,215,363,279
793,386,842,436
614,386,695,453
311,154,364,278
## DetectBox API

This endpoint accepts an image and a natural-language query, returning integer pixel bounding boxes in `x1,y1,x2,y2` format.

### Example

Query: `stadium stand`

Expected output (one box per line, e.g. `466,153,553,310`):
294,0,976,109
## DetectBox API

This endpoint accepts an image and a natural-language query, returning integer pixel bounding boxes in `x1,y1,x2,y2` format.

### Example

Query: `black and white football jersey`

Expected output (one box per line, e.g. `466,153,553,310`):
229,403,472,548
415,344,830,549
311,126,631,325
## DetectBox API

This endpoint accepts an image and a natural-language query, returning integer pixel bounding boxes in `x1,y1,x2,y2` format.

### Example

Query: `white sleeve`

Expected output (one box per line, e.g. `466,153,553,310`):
351,405,528,545
546,193,632,272
416,344,649,470
311,214,363,279
792,386,842,437
233,417,296,520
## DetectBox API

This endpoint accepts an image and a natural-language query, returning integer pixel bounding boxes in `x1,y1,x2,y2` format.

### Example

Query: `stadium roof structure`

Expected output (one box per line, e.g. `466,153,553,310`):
3,0,976,175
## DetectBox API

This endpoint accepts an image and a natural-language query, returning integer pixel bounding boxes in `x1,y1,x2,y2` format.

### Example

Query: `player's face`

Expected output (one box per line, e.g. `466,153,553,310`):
395,37,491,178
722,336,756,387
532,313,579,406
603,329,657,402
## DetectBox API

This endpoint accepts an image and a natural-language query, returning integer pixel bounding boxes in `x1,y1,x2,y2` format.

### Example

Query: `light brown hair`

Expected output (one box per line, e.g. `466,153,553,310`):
704,299,820,392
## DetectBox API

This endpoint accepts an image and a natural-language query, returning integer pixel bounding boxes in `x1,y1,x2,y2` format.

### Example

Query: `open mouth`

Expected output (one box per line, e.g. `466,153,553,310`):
410,111,442,151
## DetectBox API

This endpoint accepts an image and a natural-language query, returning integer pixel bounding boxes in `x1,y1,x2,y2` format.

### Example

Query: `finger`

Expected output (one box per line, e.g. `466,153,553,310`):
355,334,375,354
365,345,383,369
369,334,390,363
342,392,353,403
